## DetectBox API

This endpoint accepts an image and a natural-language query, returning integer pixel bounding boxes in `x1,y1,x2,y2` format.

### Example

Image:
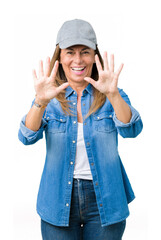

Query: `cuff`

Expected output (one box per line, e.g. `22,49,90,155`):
113,105,141,127
20,115,47,140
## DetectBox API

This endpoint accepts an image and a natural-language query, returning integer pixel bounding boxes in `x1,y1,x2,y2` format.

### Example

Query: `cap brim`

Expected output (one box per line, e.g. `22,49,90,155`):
58,38,96,50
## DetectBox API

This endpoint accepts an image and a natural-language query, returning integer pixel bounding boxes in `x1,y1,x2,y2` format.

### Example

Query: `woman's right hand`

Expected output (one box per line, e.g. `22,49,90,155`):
32,57,69,105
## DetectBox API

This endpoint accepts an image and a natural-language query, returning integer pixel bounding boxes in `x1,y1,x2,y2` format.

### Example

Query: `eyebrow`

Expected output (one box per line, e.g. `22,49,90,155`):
66,47,90,51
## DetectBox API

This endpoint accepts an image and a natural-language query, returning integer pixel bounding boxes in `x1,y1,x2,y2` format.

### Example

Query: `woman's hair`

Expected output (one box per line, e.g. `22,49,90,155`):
49,45,106,119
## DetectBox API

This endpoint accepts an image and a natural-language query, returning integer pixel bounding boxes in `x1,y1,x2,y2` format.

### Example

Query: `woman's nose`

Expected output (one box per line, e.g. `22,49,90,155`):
73,53,82,64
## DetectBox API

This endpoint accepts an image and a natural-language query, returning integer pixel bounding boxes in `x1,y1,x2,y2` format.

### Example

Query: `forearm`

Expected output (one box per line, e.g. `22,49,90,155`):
106,91,132,124
25,99,47,131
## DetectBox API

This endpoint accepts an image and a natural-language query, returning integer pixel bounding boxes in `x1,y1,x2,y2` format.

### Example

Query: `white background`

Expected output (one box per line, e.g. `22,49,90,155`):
1,0,161,239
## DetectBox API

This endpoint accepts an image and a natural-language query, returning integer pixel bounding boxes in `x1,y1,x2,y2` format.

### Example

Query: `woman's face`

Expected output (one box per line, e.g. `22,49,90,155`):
60,45,95,84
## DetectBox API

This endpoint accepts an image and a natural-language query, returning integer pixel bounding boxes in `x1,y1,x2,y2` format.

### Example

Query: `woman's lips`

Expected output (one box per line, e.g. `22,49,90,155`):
71,67,86,75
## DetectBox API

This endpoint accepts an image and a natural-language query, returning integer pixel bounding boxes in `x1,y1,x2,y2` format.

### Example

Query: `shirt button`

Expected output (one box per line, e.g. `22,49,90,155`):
70,161,73,165
73,102,76,105
84,122,87,125
91,163,94,166
109,115,112,118
97,116,100,119
60,119,63,122
83,103,85,106
100,204,103,207
66,203,69,207
73,121,77,124
87,142,90,146
47,117,50,120
73,91,76,94
95,182,98,186
68,181,71,184
72,140,76,143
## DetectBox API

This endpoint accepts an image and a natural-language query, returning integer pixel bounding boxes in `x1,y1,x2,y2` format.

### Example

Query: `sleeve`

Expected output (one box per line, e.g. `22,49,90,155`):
113,89,143,138
18,99,48,145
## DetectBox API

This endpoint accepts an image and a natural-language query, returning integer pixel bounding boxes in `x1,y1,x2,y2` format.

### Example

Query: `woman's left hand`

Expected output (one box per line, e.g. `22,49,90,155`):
84,52,124,97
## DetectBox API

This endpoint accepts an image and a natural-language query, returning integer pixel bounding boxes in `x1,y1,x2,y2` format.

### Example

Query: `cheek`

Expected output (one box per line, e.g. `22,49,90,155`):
87,57,95,67
87,61,95,72
60,53,70,66
61,59,71,71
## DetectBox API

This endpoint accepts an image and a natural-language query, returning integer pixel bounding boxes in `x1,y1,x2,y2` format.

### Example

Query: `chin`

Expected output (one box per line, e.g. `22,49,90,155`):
71,76,86,82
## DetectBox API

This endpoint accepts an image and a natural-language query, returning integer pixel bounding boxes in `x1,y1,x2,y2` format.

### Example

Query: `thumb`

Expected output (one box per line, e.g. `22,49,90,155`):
57,82,70,93
84,77,97,88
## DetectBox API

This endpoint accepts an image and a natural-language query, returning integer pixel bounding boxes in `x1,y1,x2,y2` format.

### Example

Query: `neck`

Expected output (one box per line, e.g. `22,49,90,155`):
68,80,89,96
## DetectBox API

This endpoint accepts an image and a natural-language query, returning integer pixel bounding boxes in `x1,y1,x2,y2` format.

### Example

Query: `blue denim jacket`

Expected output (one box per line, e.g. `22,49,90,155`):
18,83,143,227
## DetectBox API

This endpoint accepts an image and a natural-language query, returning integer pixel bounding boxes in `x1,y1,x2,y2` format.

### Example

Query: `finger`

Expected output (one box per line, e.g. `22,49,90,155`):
103,51,109,71
84,77,97,89
57,82,70,93
95,54,103,72
45,57,51,77
50,60,59,82
39,60,44,78
32,69,38,84
110,54,114,72
115,63,124,77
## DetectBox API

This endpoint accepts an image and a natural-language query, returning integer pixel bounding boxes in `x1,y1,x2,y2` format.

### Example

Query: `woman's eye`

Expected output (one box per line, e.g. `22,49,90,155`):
82,51,89,54
66,51,89,55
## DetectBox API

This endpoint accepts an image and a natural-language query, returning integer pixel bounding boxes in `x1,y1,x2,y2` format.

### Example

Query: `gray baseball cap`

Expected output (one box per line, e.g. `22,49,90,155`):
56,19,97,50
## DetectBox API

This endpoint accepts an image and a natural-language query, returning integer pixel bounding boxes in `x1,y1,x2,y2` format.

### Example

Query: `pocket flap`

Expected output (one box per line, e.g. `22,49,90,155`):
45,113,67,122
93,111,113,120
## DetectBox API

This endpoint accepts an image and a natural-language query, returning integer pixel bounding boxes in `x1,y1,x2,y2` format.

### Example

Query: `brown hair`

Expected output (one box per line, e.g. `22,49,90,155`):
49,45,106,119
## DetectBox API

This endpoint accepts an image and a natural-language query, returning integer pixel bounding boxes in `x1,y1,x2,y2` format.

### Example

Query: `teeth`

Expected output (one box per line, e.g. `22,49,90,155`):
72,67,85,71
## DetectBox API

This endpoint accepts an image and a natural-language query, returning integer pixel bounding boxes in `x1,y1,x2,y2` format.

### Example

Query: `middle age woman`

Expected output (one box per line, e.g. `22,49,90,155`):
18,19,143,240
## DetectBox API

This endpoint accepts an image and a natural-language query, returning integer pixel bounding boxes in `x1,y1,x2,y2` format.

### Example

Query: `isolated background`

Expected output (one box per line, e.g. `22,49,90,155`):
1,0,161,239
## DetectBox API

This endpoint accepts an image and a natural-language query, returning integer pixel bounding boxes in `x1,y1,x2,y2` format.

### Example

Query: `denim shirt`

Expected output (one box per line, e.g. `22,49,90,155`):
18,83,143,227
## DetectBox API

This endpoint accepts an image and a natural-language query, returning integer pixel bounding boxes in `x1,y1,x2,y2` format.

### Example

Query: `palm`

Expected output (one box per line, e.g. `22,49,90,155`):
33,57,69,103
96,69,117,94
34,76,59,100
84,52,123,96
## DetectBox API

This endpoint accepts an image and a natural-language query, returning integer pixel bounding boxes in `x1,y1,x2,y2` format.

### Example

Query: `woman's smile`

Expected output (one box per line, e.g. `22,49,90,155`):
71,66,86,75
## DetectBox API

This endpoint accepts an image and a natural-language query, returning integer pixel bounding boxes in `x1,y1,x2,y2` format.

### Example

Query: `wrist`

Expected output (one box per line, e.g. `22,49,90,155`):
35,96,50,107
105,90,120,101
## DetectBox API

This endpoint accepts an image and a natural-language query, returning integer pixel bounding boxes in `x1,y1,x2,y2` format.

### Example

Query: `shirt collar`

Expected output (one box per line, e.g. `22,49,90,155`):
65,83,93,98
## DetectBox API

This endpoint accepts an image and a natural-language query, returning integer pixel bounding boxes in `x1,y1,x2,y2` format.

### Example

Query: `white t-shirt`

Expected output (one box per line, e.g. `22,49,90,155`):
73,122,93,180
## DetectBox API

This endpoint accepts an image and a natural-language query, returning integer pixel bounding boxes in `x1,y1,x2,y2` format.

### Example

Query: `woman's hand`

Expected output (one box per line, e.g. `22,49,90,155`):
33,57,69,105
84,52,123,98
84,52,132,123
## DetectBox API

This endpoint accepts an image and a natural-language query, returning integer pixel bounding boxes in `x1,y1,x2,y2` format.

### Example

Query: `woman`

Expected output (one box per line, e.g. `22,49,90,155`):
18,19,143,240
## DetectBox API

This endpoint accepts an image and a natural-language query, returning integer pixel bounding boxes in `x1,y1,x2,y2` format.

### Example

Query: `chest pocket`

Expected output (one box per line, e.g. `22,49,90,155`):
46,113,67,133
93,111,116,133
